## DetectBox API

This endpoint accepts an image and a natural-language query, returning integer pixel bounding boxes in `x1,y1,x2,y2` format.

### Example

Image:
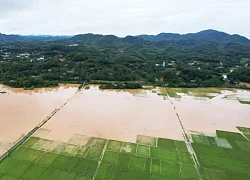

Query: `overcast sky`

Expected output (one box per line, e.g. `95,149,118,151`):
0,0,249,38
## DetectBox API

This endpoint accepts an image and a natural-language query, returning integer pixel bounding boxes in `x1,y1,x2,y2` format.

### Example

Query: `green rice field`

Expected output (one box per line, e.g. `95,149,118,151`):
191,130,250,180
0,135,198,180
1,128,250,180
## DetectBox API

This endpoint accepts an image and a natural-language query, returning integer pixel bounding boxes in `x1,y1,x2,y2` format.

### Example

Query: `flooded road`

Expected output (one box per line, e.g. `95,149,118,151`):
0,84,78,155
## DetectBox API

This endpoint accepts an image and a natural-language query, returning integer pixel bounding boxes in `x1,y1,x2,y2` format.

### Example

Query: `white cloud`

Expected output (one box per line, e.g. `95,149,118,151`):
0,0,249,38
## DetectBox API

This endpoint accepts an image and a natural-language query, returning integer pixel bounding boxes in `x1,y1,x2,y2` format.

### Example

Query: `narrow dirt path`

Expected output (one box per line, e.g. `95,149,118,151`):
168,96,204,180
93,140,109,180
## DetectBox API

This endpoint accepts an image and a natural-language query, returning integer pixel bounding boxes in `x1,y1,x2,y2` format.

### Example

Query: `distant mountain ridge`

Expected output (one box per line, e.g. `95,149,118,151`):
138,30,250,44
62,33,150,48
1,30,250,45
0,33,71,42
0,33,22,41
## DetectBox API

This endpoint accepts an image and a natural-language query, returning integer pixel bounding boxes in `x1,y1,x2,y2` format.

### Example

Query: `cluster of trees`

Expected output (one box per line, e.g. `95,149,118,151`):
99,82,142,89
228,68,250,83
154,68,224,88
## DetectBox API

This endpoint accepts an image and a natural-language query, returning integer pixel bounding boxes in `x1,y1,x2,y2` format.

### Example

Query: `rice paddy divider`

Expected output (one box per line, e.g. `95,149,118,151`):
93,140,109,180
0,109,57,163
240,133,250,143
168,95,204,180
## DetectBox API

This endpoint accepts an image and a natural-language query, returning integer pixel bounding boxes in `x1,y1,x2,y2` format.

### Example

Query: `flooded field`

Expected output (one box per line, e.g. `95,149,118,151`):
0,84,79,155
173,90,250,136
42,86,184,143
1,85,250,155
1,85,250,179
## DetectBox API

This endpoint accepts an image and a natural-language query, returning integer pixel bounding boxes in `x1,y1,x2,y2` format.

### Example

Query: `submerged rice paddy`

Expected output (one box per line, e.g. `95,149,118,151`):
1,85,250,179
0,84,79,156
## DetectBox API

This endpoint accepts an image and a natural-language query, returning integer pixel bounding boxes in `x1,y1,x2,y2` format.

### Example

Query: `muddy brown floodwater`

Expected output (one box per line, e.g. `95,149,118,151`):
173,94,250,136
0,84,79,155
42,86,184,143
1,84,250,156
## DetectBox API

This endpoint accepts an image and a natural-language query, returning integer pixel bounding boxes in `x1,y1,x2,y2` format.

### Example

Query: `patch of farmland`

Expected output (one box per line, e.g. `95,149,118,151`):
192,128,250,180
0,134,198,180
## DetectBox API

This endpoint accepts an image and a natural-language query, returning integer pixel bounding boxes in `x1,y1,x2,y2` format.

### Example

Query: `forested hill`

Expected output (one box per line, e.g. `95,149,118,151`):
1,30,250,45
61,33,250,60
0,33,22,42
138,30,250,45
1,29,250,45
61,34,151,48
0,30,250,89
